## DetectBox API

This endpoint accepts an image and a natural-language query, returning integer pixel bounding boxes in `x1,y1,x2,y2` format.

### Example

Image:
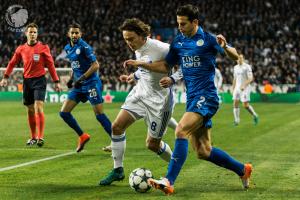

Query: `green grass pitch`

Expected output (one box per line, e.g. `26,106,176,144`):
0,102,299,200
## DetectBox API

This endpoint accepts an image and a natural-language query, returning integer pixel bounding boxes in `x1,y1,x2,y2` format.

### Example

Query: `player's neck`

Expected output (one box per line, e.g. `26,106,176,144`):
27,40,38,46
185,26,198,38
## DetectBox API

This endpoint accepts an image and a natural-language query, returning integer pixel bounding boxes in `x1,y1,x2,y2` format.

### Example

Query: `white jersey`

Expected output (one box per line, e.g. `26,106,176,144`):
122,38,173,138
233,63,253,89
133,38,170,101
214,68,223,89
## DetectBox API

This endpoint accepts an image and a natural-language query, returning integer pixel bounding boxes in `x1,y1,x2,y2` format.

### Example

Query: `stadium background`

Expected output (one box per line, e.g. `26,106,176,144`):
0,0,300,101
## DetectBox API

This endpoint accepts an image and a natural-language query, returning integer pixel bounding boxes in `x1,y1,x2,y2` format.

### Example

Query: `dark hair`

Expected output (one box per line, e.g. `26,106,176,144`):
119,18,150,37
176,4,199,22
68,23,81,30
25,23,38,31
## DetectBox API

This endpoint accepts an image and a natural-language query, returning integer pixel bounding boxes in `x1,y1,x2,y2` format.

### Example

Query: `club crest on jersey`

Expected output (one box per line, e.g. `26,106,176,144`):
196,39,204,46
33,54,40,61
76,48,81,55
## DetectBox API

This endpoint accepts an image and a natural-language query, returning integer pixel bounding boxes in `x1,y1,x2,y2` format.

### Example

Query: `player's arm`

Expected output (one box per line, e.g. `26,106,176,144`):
43,45,61,91
232,77,236,92
160,67,183,88
216,35,239,61
124,60,169,73
66,71,74,88
216,69,223,90
0,47,22,87
74,60,100,88
241,66,253,90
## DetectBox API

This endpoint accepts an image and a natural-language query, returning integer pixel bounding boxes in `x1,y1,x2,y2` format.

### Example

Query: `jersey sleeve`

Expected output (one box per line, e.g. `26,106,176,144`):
165,41,179,67
133,68,142,80
4,46,22,77
43,45,59,82
82,44,97,63
209,33,225,55
170,67,183,83
246,64,253,79
233,66,237,78
215,69,223,88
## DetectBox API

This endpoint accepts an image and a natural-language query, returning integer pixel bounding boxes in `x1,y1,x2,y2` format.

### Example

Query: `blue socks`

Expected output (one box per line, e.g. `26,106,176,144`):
166,138,188,185
207,147,244,176
59,112,83,136
96,113,112,137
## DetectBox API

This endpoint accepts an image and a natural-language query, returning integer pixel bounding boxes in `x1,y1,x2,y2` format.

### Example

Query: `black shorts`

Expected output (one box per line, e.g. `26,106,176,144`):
23,76,46,105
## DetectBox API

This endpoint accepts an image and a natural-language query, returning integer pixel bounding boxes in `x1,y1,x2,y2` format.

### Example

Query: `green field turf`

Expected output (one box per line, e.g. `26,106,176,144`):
0,102,299,200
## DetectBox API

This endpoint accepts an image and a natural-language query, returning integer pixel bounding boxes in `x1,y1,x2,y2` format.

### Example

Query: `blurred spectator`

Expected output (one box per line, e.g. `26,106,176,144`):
0,0,299,85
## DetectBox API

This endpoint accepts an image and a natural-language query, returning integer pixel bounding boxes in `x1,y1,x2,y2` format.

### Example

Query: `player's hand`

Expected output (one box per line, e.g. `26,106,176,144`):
0,78,8,87
54,83,62,92
159,77,173,88
126,73,136,84
216,34,227,48
240,85,245,91
119,75,129,82
74,75,86,89
123,60,143,68
66,79,73,88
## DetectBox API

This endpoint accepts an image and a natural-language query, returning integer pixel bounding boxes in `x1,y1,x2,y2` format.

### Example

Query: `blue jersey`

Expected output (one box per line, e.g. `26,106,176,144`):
165,27,224,101
64,38,101,85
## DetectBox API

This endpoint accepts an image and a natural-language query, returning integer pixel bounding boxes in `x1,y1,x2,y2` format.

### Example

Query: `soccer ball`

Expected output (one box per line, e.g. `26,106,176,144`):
129,168,153,193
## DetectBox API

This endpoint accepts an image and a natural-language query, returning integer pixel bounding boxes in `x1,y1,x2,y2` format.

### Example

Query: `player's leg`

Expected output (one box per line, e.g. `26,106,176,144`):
23,79,37,145
233,99,240,125
31,77,47,147
146,135,172,162
242,91,259,125
191,125,252,189
232,89,240,125
59,98,89,152
25,104,37,145
149,112,201,194
34,100,45,146
89,83,112,138
99,109,136,185
93,103,112,137
167,117,178,130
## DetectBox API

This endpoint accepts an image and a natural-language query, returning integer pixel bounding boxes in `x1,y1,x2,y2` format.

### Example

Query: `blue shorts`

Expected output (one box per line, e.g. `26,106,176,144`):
186,95,219,128
68,81,103,105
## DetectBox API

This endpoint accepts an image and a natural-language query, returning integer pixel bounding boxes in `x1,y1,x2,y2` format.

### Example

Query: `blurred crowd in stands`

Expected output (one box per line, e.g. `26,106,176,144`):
1,0,300,88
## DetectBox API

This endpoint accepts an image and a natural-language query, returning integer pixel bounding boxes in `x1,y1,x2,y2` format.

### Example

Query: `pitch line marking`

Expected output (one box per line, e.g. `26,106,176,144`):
0,151,76,172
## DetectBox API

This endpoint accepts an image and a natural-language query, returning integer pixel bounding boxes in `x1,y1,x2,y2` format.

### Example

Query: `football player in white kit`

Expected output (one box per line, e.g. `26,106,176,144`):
232,54,258,126
100,18,175,185
214,66,223,103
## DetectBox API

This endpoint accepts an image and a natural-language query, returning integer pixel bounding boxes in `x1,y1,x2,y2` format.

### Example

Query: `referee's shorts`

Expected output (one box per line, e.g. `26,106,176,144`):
23,75,46,105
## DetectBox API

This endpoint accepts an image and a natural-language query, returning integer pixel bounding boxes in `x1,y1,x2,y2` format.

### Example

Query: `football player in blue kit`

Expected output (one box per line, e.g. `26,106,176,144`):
124,4,253,195
59,23,112,152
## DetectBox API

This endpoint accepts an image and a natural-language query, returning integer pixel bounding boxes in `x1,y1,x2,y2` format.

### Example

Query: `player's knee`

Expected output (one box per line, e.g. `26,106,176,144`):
112,122,124,135
59,111,70,119
27,106,35,115
175,123,189,138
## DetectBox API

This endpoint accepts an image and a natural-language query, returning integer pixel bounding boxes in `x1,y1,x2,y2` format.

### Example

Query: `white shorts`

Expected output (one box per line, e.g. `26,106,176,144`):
232,87,251,102
121,87,173,139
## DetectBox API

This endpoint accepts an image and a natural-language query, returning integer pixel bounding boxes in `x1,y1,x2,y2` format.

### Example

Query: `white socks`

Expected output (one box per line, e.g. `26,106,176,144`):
157,141,172,162
233,107,240,123
111,133,126,168
168,117,178,130
246,105,258,117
